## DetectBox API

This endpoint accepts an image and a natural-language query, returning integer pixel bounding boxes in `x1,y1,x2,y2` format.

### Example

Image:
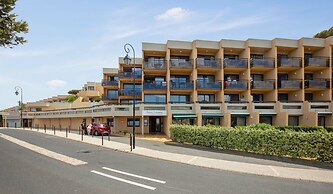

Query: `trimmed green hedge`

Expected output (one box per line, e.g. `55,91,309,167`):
274,126,327,133
325,126,333,133
170,124,333,162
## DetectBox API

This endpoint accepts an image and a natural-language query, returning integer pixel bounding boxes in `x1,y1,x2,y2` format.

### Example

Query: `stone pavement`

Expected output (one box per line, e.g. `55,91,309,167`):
3,127,333,183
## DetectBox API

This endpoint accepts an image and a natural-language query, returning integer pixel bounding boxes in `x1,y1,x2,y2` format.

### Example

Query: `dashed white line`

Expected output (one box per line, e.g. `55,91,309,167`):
0,133,87,166
102,167,166,184
91,170,156,190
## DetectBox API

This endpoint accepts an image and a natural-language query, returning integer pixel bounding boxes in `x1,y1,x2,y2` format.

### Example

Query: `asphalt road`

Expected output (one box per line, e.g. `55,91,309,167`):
0,128,332,194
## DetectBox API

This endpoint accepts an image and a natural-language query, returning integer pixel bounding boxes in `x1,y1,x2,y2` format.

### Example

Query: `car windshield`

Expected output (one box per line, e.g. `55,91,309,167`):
99,123,108,127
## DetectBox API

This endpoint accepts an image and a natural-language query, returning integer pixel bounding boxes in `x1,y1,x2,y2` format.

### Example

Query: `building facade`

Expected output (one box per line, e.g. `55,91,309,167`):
3,37,333,136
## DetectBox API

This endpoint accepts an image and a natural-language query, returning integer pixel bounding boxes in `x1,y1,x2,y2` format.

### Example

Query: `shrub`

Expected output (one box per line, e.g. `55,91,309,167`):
325,126,333,133
274,126,326,133
170,124,333,162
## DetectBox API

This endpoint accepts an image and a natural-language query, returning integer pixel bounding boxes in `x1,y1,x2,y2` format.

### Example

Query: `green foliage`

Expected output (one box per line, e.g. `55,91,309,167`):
325,126,333,133
0,0,29,48
66,95,78,103
170,124,333,162
274,126,326,133
94,96,101,102
67,89,80,95
314,27,333,38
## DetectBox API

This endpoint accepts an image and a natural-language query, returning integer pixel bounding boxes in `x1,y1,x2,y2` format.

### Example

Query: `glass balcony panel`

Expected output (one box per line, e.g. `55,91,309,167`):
196,58,221,68
223,58,248,68
305,79,329,88
102,94,118,100
119,89,142,96
101,79,118,86
197,81,222,89
143,81,167,90
144,59,166,69
224,80,248,90
170,59,193,68
278,80,302,89
118,71,142,79
251,58,274,68
170,81,194,90
305,57,329,67
251,80,275,89
278,57,302,67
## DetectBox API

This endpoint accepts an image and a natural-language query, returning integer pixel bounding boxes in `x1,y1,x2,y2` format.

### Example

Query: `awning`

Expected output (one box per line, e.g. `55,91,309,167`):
230,113,250,117
259,113,277,116
173,114,197,119
202,114,224,118
318,112,332,116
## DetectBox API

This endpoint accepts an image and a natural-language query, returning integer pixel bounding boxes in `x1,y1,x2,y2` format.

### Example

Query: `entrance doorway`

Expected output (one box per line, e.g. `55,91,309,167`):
149,117,163,133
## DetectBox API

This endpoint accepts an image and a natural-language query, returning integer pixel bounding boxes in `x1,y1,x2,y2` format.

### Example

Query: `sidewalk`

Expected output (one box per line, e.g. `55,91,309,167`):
3,127,333,183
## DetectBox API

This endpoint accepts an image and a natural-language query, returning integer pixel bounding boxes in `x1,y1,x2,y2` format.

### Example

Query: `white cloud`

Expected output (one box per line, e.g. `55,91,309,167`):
47,80,67,87
155,7,189,21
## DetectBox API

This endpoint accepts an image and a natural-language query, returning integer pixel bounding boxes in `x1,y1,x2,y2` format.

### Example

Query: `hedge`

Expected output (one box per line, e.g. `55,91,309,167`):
326,126,333,133
274,126,327,133
170,124,333,162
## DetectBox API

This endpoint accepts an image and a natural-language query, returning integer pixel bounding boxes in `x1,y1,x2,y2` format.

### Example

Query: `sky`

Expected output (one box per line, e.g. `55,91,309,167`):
1,0,332,110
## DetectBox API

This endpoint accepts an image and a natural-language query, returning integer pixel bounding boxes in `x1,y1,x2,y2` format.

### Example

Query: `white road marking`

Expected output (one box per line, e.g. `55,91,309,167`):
187,156,198,164
102,167,166,184
91,170,156,190
269,166,280,176
0,133,87,166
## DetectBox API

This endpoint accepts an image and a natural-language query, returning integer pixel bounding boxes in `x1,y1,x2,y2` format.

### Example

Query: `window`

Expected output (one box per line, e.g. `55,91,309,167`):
202,118,220,126
318,116,326,127
170,95,190,103
260,116,272,125
172,118,195,125
108,76,118,81
120,99,141,104
253,94,264,102
305,93,313,101
304,73,313,80
127,118,140,127
250,54,264,59
288,116,299,126
231,117,246,127
107,90,118,98
224,94,239,102
278,94,288,102
251,74,264,81
198,75,215,82
88,86,94,90
144,95,166,104
278,74,288,80
145,76,166,82
198,94,215,102
170,76,189,83
224,74,239,81
123,84,141,90
224,54,239,59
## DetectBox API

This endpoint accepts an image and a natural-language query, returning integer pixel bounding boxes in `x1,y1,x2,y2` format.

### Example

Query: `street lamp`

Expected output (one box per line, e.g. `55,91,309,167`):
124,43,136,149
15,86,23,128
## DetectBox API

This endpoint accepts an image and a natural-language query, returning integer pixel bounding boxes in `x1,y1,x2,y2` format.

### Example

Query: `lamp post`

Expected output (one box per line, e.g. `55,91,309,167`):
15,86,23,128
124,43,136,149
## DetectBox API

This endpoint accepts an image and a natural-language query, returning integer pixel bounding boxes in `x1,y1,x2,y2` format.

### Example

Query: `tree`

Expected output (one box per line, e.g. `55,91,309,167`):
314,27,333,38
66,95,78,103
68,89,80,95
0,0,28,48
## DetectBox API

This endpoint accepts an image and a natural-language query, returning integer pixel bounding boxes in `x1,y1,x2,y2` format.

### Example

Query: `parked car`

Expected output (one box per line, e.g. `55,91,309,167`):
91,122,111,136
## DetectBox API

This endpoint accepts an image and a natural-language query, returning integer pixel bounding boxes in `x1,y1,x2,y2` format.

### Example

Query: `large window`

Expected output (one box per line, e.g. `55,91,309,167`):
127,118,140,127
144,94,166,104
288,116,299,126
231,117,246,127
202,118,220,126
278,94,288,102
123,84,141,90
224,94,239,102
170,95,190,103
107,90,118,97
259,116,272,125
87,86,95,90
198,94,215,102
170,76,189,83
198,75,215,82
172,118,195,125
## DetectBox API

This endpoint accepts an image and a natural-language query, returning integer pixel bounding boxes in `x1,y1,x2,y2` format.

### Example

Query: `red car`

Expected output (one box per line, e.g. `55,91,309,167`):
91,122,111,136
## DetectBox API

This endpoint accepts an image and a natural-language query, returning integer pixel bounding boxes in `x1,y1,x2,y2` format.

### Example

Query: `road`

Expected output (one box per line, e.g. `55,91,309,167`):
0,128,332,194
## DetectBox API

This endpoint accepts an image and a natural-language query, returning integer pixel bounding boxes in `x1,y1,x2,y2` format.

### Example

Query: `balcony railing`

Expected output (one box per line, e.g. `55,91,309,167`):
224,80,248,90
170,59,193,68
277,57,302,68
251,80,275,89
196,80,222,90
170,81,194,90
304,79,330,89
118,71,142,79
143,59,166,70
143,81,167,90
223,58,248,68
304,57,329,67
101,79,118,86
102,94,118,101
278,80,302,89
250,58,275,68
119,89,142,96
196,58,221,68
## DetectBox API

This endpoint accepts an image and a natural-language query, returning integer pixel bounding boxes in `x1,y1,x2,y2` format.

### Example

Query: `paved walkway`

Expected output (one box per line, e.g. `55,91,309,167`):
2,127,333,183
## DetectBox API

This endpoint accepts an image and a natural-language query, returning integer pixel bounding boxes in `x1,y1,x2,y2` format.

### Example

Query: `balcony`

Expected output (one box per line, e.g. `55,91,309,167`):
196,80,222,90
224,80,248,90
223,58,248,70
101,79,118,87
280,102,303,114
170,81,194,90
102,94,118,101
118,71,142,79
251,80,275,90
304,57,329,69
277,57,302,69
119,89,142,96
143,81,167,90
143,59,166,70
170,59,193,69
304,79,330,90
250,58,275,69
278,80,302,90
196,58,221,69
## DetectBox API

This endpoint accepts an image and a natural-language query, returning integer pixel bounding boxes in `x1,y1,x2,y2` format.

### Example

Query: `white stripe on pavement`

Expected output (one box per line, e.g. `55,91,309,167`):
91,170,156,191
0,133,87,166
102,167,166,184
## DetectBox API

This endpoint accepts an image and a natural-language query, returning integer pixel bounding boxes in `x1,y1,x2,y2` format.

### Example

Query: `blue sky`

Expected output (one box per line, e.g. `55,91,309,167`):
1,0,332,110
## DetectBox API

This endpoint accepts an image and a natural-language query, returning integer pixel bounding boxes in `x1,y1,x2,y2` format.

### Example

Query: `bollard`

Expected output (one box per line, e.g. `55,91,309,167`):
53,126,55,135
44,124,46,133
108,131,110,141
66,127,68,138
130,133,132,152
81,128,83,141
102,133,104,145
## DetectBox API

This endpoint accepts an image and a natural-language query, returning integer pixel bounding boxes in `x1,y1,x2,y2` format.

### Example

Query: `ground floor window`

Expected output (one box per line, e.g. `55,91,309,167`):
202,117,220,126
259,116,272,125
231,116,246,127
318,116,326,127
172,118,195,125
288,116,299,126
107,118,114,127
127,118,140,127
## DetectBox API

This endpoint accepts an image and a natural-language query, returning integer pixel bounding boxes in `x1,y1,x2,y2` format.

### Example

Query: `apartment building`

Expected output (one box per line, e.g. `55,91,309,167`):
6,37,333,136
